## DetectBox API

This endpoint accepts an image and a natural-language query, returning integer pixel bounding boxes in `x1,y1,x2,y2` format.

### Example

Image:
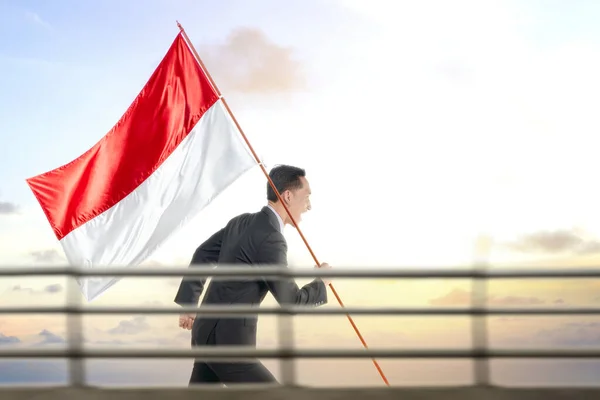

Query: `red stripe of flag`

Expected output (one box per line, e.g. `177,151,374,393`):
26,33,219,240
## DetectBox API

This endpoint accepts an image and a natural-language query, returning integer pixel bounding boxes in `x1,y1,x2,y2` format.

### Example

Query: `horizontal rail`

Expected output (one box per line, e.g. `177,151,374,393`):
2,266,600,278
2,305,600,316
1,348,600,359
3,388,600,399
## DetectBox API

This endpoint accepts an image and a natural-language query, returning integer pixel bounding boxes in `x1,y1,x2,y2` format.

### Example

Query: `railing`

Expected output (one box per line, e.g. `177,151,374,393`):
1,265,600,388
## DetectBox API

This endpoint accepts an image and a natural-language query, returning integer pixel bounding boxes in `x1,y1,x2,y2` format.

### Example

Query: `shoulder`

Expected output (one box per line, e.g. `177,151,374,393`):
263,230,285,244
258,230,286,254
256,230,287,265
223,212,257,232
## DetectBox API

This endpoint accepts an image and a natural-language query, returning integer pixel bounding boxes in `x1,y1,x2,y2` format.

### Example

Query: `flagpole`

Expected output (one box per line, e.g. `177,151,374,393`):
176,21,390,386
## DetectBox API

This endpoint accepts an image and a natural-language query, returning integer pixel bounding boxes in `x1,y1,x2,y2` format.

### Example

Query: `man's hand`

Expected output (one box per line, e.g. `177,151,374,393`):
178,313,195,330
316,262,332,285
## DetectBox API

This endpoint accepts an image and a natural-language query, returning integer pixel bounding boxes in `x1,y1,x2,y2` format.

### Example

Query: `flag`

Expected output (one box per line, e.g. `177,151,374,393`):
25,33,257,301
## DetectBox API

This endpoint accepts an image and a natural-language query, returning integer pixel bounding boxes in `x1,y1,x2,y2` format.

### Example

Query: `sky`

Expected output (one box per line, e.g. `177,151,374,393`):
1,0,600,388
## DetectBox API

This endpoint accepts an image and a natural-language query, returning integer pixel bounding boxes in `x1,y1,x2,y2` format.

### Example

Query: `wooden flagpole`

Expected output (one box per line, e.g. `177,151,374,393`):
176,21,390,386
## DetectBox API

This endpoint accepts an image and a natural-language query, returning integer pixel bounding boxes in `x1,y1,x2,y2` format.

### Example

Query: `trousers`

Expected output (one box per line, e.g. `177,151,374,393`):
189,326,277,385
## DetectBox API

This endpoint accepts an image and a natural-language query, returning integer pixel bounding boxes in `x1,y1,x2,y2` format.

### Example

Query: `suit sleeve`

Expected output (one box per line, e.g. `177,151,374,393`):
173,227,224,306
259,232,327,306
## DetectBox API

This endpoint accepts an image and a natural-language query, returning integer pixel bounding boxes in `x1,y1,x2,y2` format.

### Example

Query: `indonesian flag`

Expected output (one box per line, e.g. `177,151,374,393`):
26,33,256,301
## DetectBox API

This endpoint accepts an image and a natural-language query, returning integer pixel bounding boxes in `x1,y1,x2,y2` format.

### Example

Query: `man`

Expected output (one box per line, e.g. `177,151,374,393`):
174,164,331,385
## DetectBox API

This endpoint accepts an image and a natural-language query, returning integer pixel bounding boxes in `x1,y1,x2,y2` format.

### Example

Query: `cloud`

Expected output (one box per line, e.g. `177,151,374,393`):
201,28,306,94
532,322,600,347
0,332,20,346
501,321,600,348
24,11,52,30
29,249,65,263
10,283,63,294
0,329,65,348
429,288,548,306
506,229,600,256
44,283,63,293
435,62,475,85
107,316,150,335
0,201,18,215
36,329,66,345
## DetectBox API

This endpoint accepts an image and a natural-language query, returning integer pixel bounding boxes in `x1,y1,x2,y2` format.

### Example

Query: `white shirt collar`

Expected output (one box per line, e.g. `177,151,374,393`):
266,204,285,232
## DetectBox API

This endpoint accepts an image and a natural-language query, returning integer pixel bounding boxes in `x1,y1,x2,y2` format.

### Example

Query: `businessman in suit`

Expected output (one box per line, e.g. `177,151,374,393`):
174,164,331,385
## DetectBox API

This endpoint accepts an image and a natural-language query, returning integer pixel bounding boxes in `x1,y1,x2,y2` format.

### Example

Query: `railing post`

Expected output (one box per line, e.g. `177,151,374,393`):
471,235,492,386
66,273,86,387
277,267,297,386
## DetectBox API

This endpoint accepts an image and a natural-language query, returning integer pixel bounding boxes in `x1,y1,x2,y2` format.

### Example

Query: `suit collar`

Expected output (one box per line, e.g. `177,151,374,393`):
261,206,284,233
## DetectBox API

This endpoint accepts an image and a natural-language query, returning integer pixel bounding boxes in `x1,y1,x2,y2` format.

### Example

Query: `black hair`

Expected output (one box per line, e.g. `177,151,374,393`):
267,164,306,202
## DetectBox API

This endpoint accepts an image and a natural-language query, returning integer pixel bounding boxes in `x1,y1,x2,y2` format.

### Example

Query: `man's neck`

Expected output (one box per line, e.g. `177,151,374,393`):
267,201,287,225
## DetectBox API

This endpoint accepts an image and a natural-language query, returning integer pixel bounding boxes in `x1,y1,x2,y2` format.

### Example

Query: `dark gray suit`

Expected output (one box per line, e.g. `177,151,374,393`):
174,206,328,384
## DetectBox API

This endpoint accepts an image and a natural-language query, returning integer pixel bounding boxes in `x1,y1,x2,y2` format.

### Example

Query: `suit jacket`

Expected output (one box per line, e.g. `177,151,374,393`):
174,206,328,346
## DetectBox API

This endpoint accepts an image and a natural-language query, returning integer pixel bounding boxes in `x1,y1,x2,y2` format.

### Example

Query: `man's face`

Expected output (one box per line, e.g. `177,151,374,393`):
284,176,311,226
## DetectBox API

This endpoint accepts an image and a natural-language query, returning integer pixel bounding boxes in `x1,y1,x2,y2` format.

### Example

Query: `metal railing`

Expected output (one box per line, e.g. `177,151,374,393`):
1,265,600,388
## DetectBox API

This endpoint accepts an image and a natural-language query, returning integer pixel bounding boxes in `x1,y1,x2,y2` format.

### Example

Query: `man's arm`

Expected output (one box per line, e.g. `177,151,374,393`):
260,232,328,306
174,227,224,306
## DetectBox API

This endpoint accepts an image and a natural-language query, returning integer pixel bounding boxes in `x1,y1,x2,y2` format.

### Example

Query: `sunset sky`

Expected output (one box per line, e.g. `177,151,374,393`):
1,0,600,388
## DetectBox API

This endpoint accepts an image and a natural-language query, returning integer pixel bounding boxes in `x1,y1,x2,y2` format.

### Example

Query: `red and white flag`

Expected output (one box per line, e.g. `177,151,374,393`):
26,33,256,301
